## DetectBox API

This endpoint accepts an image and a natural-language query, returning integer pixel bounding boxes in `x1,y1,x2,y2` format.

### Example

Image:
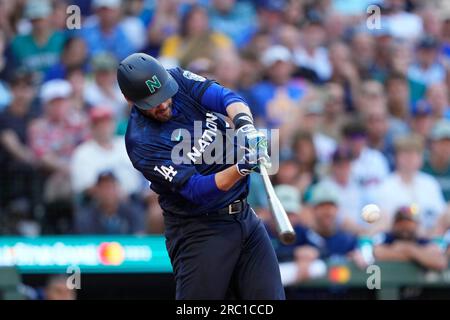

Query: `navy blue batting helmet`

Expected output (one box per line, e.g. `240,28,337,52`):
117,53,179,110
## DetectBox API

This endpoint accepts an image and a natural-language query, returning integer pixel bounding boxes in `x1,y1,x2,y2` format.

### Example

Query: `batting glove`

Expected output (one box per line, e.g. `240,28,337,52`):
236,144,271,176
236,124,271,169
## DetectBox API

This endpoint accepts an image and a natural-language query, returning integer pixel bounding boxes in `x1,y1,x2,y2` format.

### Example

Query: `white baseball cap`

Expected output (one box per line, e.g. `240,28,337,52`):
40,79,73,104
25,0,52,20
261,45,292,67
93,0,122,9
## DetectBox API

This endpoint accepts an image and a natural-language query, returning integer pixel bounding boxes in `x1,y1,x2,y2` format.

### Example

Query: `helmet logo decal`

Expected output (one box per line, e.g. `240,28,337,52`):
145,75,161,94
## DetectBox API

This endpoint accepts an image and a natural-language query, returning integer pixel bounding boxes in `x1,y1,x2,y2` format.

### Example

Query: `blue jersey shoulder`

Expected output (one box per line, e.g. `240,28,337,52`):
168,67,212,102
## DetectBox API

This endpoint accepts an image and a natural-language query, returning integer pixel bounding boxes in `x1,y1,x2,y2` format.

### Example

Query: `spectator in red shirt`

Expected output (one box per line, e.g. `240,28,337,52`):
28,79,88,232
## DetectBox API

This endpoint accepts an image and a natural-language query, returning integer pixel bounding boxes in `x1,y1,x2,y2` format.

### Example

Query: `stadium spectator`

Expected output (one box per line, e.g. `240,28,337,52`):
262,183,302,236
422,120,450,202
44,37,88,81
371,30,394,89
384,0,423,41
426,82,450,120
119,0,147,52
320,147,370,236
409,100,435,138
388,41,428,102
51,0,72,32
387,40,413,78
274,182,367,282
328,41,360,111
0,0,17,39
321,82,347,141
43,275,77,300
208,0,257,48
341,121,390,202
373,206,447,271
283,0,305,27
84,53,127,121
420,6,442,39
185,57,214,79
0,70,37,215
75,171,145,234
384,72,414,146
28,79,88,233
250,157,302,221
159,5,233,68
70,107,142,198
237,50,263,97
274,184,302,224
145,0,180,57
290,131,319,196
243,30,272,58
362,101,395,168
376,134,447,236
9,0,66,81
67,66,90,112
385,72,412,126
323,11,346,41
255,0,285,33
350,32,377,80
408,36,446,87
293,16,331,82
212,49,242,91
276,24,300,54
299,101,337,165
250,45,306,127
81,0,136,60
354,80,386,115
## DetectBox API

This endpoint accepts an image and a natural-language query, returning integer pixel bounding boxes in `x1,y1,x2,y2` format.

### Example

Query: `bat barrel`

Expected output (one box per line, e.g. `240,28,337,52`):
260,165,296,245
280,231,297,245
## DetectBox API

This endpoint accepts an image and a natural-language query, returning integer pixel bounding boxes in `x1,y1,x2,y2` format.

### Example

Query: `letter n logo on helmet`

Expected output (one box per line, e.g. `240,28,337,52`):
145,75,161,94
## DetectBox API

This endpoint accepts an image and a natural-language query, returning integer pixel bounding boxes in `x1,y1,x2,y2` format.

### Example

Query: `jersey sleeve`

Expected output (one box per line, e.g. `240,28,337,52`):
179,173,227,205
200,82,249,115
170,68,248,115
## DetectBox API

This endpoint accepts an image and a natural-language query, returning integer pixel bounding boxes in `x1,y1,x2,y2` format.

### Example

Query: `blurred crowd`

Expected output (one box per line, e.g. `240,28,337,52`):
1,0,450,289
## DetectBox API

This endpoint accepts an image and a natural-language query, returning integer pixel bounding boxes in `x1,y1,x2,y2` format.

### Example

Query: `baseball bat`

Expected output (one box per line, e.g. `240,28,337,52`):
260,165,296,245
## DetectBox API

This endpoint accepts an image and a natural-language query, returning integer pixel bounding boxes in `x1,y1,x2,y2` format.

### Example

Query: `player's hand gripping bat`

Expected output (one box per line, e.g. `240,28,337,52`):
237,124,296,245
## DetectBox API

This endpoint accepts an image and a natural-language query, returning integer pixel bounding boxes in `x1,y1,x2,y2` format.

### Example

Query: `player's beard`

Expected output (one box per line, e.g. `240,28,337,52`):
145,100,173,122
155,103,172,122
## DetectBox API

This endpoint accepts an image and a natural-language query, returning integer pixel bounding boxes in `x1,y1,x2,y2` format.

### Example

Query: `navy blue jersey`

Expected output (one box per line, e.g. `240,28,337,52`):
125,68,249,216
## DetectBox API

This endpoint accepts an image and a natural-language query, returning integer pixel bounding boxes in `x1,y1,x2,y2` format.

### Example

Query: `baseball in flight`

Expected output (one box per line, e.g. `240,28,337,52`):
361,204,381,223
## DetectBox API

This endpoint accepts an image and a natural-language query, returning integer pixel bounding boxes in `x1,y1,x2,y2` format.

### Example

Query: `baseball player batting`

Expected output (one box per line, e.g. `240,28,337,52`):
117,53,284,300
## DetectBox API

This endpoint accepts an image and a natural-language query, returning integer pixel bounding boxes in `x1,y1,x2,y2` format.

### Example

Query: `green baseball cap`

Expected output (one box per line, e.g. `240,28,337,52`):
92,53,118,71
309,182,340,206
274,185,301,214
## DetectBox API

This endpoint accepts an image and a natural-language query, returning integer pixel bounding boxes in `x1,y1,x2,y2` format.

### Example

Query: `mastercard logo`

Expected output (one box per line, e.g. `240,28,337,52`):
98,242,125,266
328,266,351,284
